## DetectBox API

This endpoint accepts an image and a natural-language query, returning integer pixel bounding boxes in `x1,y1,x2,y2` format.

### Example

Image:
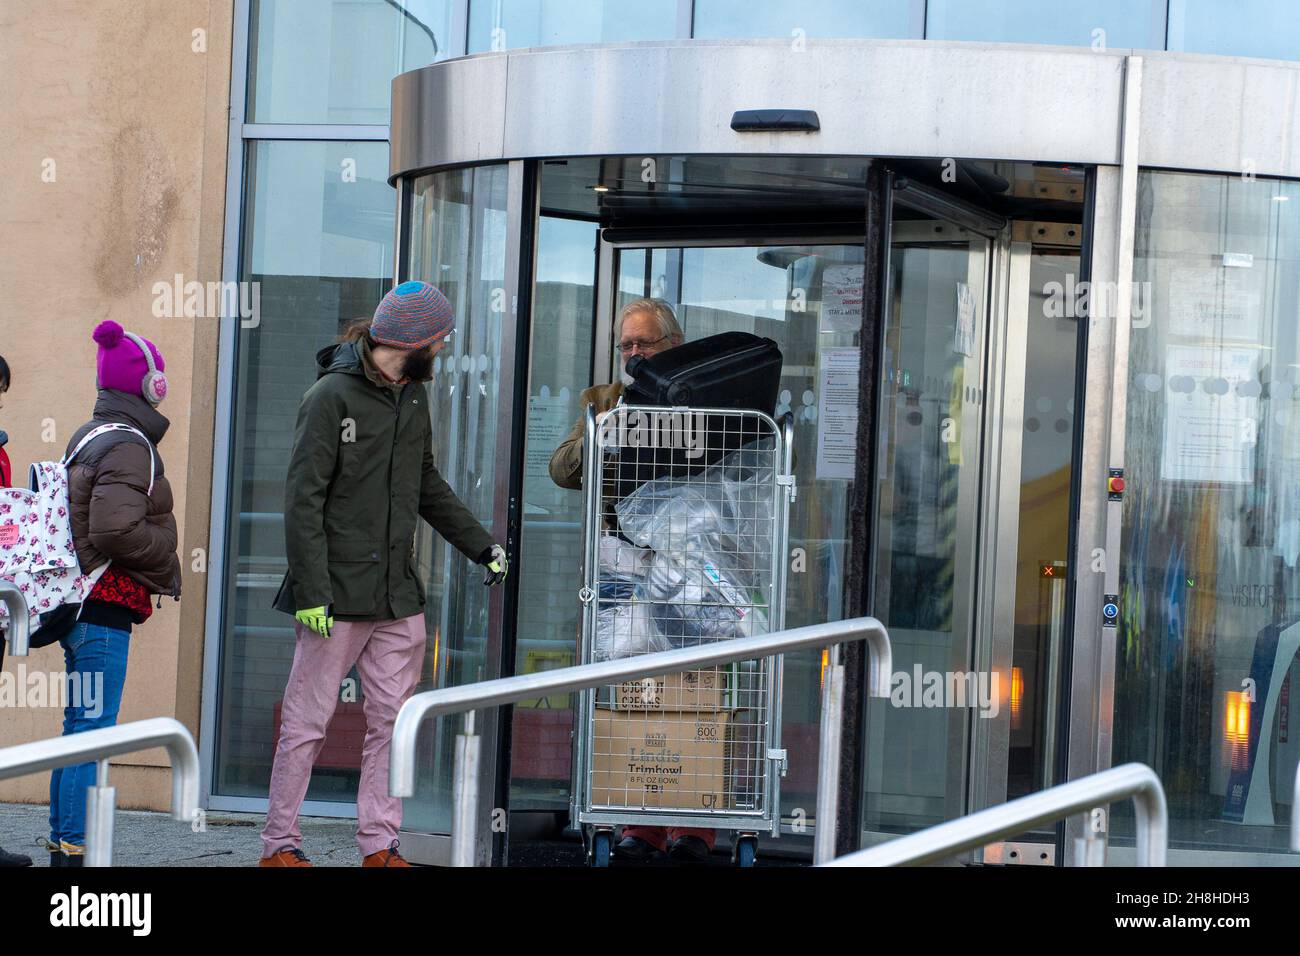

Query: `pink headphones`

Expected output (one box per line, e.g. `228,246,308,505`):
123,331,168,406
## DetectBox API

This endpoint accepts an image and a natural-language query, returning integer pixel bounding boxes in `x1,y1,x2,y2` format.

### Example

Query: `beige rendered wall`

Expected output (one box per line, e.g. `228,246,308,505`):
0,0,232,811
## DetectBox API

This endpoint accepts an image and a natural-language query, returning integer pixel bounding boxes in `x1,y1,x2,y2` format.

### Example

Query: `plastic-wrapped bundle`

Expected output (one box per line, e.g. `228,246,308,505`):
598,534,653,582
593,600,669,662
616,441,774,567
638,551,771,645
591,536,667,661
614,440,775,648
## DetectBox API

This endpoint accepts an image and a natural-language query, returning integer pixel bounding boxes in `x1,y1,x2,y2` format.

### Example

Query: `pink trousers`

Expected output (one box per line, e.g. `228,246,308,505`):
261,615,426,859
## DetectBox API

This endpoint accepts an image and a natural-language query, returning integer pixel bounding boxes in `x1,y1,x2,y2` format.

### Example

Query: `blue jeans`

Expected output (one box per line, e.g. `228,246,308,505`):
48,622,131,850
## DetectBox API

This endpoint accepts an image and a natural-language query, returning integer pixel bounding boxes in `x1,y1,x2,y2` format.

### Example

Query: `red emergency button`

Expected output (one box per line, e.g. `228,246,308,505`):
1108,476,1126,494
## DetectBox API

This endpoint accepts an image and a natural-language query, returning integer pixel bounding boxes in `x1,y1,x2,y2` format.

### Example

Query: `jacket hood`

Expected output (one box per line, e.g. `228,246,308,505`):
93,389,171,444
315,341,366,380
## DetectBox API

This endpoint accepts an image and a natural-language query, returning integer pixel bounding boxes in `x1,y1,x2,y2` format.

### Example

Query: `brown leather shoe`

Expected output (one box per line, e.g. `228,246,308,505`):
259,846,313,867
362,840,412,867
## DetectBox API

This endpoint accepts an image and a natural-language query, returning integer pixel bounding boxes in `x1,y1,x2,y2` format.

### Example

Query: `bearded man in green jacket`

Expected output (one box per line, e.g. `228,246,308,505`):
261,281,507,868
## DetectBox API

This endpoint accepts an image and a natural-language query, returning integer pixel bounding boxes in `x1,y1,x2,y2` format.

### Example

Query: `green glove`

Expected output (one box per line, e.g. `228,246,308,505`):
479,544,508,587
295,605,334,638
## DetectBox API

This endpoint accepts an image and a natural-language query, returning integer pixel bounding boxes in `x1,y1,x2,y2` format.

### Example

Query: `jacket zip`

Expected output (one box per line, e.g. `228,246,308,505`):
383,385,403,610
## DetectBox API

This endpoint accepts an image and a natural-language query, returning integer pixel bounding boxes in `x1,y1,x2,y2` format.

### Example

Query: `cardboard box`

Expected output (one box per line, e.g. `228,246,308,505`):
590,709,731,810
607,667,730,712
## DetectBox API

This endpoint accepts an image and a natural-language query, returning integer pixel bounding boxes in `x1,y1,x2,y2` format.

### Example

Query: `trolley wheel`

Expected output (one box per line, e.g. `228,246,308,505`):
590,829,612,868
734,835,758,868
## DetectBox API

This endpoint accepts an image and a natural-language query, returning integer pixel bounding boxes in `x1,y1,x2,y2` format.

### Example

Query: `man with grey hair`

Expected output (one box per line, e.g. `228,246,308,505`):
548,298,682,490
549,298,720,864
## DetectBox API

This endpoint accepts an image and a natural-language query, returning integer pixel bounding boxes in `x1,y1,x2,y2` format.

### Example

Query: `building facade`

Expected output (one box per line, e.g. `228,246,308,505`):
3,0,1300,867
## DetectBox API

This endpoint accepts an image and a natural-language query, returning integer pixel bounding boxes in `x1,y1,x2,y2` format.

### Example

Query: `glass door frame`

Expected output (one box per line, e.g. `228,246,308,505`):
591,224,868,850
856,174,1034,861
394,159,538,867
576,173,1074,863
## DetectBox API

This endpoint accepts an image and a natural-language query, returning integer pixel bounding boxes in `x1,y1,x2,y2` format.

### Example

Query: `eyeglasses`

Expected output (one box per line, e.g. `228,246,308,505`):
618,334,670,354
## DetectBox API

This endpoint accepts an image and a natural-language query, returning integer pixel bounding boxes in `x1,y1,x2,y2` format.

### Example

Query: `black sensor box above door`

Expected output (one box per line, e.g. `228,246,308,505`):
623,331,783,414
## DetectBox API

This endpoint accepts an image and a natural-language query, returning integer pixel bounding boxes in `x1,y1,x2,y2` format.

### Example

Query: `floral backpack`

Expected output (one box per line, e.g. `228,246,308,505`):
0,423,156,635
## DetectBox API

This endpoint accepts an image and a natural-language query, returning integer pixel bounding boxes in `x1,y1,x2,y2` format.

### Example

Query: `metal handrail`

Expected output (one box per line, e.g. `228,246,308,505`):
824,762,1168,867
0,717,200,866
391,616,892,866
0,580,30,657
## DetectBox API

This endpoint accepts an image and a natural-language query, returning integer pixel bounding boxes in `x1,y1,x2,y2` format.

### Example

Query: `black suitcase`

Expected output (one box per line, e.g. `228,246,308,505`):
612,332,784,494
623,331,782,413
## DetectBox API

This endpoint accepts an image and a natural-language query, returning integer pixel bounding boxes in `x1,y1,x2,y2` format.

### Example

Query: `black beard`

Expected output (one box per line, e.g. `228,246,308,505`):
401,347,435,382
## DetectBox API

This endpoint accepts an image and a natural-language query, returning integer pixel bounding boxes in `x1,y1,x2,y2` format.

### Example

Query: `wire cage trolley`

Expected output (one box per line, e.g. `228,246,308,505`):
571,402,795,867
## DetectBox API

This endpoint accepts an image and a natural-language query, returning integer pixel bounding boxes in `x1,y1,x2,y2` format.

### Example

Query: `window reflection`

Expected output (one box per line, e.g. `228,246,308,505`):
468,0,678,52
401,165,510,833
614,242,864,820
1115,170,1300,858
925,0,1162,49
1008,250,1080,807
1167,0,1300,61
216,140,394,799
862,232,989,835
692,0,915,40
249,0,448,124
510,215,598,811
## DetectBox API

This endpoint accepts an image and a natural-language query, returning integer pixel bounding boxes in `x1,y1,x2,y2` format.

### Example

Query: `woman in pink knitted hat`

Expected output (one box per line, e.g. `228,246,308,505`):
44,321,181,867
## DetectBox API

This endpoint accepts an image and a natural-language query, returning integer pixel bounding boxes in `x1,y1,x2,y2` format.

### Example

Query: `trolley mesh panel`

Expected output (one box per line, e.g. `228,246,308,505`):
579,406,788,826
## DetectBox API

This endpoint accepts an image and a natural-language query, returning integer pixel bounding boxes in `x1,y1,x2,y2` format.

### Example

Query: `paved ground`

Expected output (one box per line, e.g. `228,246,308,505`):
0,802,362,867
0,802,808,867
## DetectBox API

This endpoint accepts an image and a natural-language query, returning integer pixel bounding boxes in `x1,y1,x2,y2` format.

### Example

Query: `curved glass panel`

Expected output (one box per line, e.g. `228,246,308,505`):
509,213,598,811
862,226,991,836
613,240,866,820
401,164,510,833
1114,169,1300,859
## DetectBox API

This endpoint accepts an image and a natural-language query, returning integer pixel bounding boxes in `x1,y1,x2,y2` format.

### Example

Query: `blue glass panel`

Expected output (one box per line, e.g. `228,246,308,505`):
927,0,1163,49
249,0,450,124
469,0,677,52
1169,0,1300,62
693,0,915,40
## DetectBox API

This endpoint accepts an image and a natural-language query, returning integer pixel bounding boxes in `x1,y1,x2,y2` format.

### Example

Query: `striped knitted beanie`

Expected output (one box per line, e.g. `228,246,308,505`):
370,281,454,349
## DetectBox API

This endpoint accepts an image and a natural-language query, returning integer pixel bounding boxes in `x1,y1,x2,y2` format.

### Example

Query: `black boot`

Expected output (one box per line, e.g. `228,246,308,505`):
0,845,33,867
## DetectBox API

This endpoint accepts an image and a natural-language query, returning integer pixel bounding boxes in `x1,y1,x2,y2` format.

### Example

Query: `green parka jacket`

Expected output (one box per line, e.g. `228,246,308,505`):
272,339,495,621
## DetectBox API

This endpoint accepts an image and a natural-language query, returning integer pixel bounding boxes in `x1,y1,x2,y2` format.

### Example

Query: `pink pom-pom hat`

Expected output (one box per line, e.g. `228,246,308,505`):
93,320,165,399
